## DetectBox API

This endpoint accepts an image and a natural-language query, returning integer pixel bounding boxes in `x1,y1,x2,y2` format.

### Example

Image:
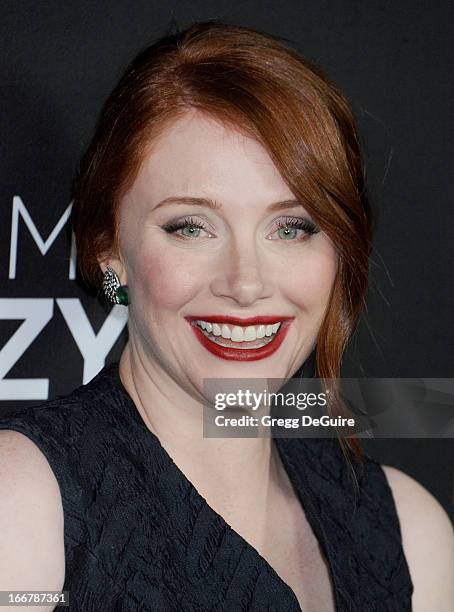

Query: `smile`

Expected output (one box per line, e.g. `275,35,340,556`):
185,315,294,361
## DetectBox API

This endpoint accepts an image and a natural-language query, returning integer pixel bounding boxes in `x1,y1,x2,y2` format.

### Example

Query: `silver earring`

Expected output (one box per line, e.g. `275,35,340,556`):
102,265,129,306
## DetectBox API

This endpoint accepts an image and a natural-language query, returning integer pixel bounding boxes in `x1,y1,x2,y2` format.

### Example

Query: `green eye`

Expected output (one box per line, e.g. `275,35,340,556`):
273,217,320,241
182,226,201,237
163,217,208,239
277,227,299,240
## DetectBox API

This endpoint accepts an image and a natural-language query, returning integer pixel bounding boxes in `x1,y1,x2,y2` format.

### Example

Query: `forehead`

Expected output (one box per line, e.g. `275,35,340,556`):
130,110,294,204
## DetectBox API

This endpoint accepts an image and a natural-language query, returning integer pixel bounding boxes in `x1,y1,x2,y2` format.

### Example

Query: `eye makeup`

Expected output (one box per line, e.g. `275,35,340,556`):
162,215,320,240
162,216,210,236
274,216,320,237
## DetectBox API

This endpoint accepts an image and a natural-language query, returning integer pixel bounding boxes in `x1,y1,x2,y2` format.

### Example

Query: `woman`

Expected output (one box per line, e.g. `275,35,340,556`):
0,20,453,612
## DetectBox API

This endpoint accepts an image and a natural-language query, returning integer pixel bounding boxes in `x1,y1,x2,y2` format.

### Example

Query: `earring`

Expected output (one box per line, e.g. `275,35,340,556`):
102,265,129,306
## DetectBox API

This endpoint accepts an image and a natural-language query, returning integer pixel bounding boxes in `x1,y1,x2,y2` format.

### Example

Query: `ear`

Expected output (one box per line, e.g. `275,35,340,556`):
97,253,127,285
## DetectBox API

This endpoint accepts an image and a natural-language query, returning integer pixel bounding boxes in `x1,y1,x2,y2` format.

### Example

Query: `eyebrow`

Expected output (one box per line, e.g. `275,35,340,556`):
153,196,304,213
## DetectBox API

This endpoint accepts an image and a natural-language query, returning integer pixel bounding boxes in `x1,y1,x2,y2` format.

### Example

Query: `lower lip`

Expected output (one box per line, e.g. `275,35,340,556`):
188,321,292,361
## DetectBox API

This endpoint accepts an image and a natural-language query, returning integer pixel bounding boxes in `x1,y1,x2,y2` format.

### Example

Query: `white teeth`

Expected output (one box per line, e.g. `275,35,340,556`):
243,326,256,341
194,319,283,343
212,323,222,336
256,325,266,338
231,326,244,341
221,324,231,339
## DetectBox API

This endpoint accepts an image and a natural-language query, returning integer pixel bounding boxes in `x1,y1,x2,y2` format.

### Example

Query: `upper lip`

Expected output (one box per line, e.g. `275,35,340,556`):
185,315,294,326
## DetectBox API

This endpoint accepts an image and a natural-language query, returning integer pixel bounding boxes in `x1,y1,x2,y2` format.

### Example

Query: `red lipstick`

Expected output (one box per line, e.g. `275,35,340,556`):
184,315,294,361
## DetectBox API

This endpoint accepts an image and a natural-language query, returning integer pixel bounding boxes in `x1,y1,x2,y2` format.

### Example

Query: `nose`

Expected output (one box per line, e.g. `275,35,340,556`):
209,236,274,307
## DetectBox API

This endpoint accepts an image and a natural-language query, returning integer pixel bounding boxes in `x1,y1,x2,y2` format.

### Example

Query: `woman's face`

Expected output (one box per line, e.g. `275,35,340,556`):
110,110,338,395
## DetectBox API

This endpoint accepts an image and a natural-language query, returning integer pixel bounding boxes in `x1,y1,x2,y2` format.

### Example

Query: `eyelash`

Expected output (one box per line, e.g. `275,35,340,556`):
162,216,320,241
275,217,319,237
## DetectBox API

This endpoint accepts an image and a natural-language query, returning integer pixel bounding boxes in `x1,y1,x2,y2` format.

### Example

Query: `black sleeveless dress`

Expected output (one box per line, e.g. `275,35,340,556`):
0,362,413,611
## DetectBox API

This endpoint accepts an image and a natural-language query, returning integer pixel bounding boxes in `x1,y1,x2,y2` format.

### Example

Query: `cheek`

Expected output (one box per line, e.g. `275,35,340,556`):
129,248,201,312
285,245,338,311
118,206,200,311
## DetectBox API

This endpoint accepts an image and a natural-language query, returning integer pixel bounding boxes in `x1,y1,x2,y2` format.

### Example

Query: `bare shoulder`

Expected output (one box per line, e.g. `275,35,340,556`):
0,430,65,611
382,464,454,611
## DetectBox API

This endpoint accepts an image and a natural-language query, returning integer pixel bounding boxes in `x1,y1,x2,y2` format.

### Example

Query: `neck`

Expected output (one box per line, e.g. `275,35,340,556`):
118,340,290,535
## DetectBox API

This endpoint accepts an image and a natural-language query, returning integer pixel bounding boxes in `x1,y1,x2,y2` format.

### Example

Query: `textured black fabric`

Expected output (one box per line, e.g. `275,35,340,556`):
0,363,413,611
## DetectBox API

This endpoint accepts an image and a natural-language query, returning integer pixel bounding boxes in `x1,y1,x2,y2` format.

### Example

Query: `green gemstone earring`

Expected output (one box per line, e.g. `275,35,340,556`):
102,265,129,306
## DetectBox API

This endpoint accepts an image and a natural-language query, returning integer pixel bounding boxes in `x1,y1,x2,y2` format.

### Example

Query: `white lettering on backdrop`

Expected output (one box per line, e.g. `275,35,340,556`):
8,196,76,279
0,299,128,400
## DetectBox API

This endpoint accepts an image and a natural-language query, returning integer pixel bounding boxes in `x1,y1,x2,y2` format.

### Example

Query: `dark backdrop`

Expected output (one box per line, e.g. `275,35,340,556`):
1,1,452,520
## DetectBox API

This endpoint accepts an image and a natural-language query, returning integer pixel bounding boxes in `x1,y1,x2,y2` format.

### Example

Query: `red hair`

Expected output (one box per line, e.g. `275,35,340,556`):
71,21,374,470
